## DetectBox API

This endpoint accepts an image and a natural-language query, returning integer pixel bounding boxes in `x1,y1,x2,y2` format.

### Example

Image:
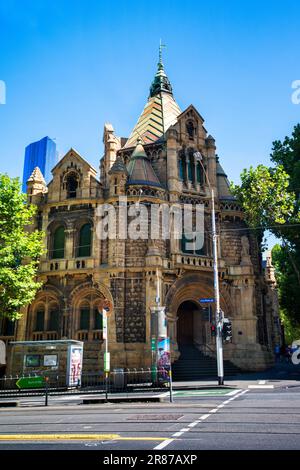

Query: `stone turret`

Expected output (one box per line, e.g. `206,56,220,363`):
108,156,128,197
26,166,47,204
101,123,121,188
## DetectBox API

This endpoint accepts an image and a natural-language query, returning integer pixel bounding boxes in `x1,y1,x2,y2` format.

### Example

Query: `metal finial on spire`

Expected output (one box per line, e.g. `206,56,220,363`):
159,39,166,67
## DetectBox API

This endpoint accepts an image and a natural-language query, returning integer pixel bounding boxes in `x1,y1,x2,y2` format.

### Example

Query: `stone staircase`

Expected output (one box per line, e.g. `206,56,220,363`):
172,344,241,381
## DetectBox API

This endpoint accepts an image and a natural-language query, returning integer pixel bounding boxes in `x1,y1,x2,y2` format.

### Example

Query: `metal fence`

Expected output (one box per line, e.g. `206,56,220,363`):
0,368,171,398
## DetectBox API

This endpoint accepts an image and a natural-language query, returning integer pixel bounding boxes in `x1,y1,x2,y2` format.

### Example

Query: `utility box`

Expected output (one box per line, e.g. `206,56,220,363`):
7,340,84,388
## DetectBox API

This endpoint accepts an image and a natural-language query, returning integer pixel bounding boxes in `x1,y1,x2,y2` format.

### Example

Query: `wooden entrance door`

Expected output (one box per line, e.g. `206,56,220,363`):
177,301,196,345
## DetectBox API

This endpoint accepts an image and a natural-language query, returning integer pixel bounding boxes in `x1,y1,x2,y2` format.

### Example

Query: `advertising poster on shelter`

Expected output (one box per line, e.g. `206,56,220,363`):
157,337,170,381
67,344,83,387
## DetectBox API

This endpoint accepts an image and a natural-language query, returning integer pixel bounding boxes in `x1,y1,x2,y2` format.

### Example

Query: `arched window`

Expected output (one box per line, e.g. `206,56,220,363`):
35,309,45,331
179,157,185,180
80,305,90,330
66,172,79,198
78,223,92,257
49,309,59,331
187,158,193,182
197,162,203,184
52,226,65,259
94,308,103,330
186,121,195,140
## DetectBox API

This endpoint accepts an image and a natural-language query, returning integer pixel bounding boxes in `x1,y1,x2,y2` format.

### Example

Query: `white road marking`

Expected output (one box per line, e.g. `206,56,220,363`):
188,422,199,428
259,380,266,385
199,414,210,420
153,389,249,451
227,389,241,396
248,385,274,389
154,439,175,450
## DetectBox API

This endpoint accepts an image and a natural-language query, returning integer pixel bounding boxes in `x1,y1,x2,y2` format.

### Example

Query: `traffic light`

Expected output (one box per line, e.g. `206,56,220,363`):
211,323,216,337
222,318,232,342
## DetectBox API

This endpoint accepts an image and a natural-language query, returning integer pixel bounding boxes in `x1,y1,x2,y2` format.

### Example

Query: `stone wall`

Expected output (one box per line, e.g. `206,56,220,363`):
124,273,146,343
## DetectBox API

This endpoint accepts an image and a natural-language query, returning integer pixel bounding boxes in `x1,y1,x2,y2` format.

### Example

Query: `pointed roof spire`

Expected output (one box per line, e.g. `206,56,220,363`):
109,156,128,175
124,45,181,148
127,139,162,188
149,40,173,98
216,158,235,201
27,166,46,184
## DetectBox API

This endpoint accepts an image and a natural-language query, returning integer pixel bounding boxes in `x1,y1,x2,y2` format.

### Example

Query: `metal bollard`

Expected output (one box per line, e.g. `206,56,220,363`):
45,376,49,406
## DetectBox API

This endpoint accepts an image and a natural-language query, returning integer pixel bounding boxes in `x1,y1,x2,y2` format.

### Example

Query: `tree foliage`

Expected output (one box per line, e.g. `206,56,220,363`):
0,174,44,321
230,164,295,230
231,124,300,328
272,244,300,329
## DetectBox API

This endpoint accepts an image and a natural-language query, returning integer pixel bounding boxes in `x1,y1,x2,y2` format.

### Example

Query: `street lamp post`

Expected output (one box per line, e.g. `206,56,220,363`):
211,188,224,385
194,153,224,385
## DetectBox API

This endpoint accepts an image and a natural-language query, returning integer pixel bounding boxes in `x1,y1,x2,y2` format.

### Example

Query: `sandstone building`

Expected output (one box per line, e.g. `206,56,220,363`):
2,54,281,375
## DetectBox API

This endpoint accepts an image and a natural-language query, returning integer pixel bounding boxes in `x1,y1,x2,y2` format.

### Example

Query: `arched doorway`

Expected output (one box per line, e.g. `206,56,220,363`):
177,300,210,351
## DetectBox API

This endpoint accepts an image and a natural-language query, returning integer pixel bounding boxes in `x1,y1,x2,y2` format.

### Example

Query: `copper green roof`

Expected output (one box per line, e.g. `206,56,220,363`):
216,158,236,200
127,140,162,188
124,57,181,149
109,157,128,175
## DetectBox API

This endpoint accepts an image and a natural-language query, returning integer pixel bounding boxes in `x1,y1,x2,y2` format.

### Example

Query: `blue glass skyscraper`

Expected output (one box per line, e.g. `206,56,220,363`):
22,136,57,192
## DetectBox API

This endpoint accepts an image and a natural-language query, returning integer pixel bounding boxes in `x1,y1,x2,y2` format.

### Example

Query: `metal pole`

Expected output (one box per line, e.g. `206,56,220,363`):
211,189,224,385
45,376,49,406
103,308,109,402
169,366,174,403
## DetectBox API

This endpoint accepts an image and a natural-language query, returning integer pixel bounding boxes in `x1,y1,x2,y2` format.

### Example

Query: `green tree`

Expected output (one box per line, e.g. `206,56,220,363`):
230,164,295,230
272,244,300,330
0,174,44,321
231,124,300,330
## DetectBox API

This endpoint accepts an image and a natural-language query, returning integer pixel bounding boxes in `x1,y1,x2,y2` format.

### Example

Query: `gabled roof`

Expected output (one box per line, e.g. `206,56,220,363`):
126,140,162,188
177,104,205,124
124,57,181,149
51,148,97,175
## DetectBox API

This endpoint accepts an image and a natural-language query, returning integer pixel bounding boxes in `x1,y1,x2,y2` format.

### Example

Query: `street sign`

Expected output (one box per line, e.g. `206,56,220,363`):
102,310,107,340
16,376,44,389
104,352,110,372
199,298,215,303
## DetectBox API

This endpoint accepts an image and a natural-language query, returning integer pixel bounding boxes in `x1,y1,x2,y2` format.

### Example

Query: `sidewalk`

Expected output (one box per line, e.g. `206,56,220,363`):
173,361,300,390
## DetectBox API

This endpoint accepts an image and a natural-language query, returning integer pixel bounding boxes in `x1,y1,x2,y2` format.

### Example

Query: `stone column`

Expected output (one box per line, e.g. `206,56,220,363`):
206,136,217,193
65,228,75,260
166,128,180,202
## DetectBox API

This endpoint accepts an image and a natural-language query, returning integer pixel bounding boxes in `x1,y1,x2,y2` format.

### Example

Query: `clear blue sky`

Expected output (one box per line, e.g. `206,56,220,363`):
0,0,299,187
